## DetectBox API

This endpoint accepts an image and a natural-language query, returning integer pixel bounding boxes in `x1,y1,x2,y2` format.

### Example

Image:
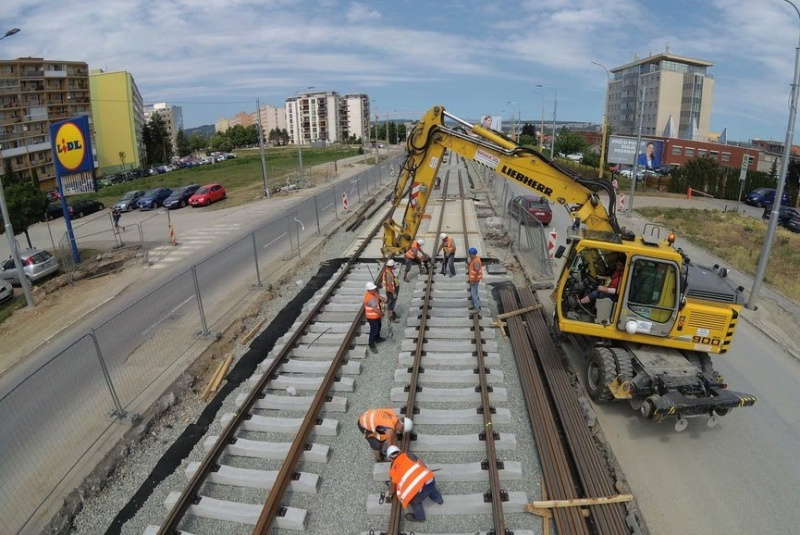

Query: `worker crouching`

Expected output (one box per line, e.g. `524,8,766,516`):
437,232,456,276
357,408,412,461
364,281,386,354
382,259,400,323
403,238,430,282
385,446,444,522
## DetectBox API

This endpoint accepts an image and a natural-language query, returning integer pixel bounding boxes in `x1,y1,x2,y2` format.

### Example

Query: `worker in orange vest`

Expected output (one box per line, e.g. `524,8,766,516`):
357,408,412,461
403,238,429,282
468,247,482,314
364,281,386,354
436,232,456,276
385,446,444,522
382,259,400,323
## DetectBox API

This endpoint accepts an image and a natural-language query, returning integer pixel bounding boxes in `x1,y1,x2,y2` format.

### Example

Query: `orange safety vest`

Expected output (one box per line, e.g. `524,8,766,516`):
441,236,456,255
382,268,396,294
405,240,421,260
358,408,398,441
364,291,383,320
469,256,483,283
389,453,434,508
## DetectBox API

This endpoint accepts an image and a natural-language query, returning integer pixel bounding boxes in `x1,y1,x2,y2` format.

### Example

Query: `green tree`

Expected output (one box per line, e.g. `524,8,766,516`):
518,134,536,147
521,123,537,137
188,133,208,153
388,122,398,144
770,159,778,180
143,113,171,164
0,181,49,248
279,128,290,145
554,127,586,156
176,129,192,158
244,124,260,146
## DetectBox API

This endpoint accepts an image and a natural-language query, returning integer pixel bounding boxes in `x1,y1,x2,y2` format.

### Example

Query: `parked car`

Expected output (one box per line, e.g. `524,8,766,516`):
189,183,227,207
45,202,64,221
0,279,13,304
163,184,200,209
784,213,800,233
507,194,552,226
655,165,676,176
69,199,105,219
46,190,61,202
618,168,634,178
636,169,660,179
137,187,173,210
761,204,800,226
745,187,790,208
0,249,60,286
113,190,147,212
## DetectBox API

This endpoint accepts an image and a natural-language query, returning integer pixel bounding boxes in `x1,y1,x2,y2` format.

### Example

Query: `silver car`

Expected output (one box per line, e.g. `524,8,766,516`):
0,279,13,304
0,249,60,286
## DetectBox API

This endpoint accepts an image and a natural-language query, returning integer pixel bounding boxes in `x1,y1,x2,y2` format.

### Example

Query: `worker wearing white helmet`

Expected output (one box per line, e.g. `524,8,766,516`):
364,280,387,354
403,237,430,282
357,408,412,461
436,232,457,277
382,259,400,323
385,446,444,522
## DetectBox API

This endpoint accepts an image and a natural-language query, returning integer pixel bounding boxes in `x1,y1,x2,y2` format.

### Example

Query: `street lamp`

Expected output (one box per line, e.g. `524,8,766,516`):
0,27,33,308
748,0,800,309
506,101,519,141
295,86,315,181
591,61,612,179
532,91,545,150
535,84,557,159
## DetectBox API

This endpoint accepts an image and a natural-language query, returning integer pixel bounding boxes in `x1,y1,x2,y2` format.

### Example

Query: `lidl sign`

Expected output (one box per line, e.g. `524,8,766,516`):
50,116,94,175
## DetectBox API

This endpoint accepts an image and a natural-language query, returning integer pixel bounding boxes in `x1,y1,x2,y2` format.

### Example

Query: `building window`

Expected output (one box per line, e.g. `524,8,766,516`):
672,146,682,155
685,148,695,157
710,151,719,159
698,149,707,158
721,152,730,162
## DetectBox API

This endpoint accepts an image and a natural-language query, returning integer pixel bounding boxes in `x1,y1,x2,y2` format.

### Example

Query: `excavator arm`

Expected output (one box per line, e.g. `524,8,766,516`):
382,105,622,257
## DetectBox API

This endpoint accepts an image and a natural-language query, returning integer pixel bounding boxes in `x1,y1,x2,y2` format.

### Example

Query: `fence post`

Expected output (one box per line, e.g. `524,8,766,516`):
356,178,362,203
286,216,295,258
313,196,321,234
251,233,262,287
191,265,212,337
295,210,302,257
90,330,126,419
333,184,339,220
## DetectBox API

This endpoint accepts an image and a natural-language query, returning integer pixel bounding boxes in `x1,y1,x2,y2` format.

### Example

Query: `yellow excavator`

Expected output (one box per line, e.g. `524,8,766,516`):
383,105,756,429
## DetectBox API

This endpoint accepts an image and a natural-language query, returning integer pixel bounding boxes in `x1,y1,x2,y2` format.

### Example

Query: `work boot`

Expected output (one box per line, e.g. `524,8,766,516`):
369,345,379,355
404,272,410,282
376,337,387,344
404,513,423,522
389,314,399,323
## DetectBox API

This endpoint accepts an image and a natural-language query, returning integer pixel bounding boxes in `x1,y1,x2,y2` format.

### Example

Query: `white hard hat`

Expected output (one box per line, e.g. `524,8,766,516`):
366,281,377,291
403,418,413,433
417,238,425,246
386,445,401,458
440,233,447,239
386,259,396,267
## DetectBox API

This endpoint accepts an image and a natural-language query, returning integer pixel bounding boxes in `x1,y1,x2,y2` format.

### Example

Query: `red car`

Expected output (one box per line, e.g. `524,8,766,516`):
188,183,227,207
507,195,553,226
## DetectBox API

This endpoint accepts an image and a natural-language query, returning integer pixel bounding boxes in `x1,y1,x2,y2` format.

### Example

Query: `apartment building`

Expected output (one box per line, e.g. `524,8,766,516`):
285,91,342,146
144,102,183,152
253,104,286,139
340,94,370,143
607,51,715,141
0,57,93,190
89,69,145,176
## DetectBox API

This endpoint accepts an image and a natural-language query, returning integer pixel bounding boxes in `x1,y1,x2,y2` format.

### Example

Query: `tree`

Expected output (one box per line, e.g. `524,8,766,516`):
0,181,49,248
176,129,192,158
118,151,127,171
770,159,778,180
279,128,290,146
521,123,537,137
143,113,171,164
554,127,586,156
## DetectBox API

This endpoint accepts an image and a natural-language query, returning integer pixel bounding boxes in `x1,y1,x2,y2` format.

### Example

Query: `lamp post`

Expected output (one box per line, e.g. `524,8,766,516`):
532,91,545,150
0,27,33,308
295,86,315,181
591,61,612,179
255,98,269,198
536,84,557,159
506,101,519,141
748,0,800,309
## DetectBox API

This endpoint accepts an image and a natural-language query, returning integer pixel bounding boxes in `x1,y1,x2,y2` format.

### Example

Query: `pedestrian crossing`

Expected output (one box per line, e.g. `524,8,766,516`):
147,223,242,269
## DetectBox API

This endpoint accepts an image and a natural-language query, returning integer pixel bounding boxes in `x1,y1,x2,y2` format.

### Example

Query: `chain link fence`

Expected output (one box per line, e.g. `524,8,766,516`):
0,155,402,535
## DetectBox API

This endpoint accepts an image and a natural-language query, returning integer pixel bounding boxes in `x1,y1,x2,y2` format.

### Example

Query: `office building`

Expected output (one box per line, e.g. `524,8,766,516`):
340,94,370,143
286,91,342,146
0,57,93,190
144,102,183,153
607,51,715,141
89,69,145,176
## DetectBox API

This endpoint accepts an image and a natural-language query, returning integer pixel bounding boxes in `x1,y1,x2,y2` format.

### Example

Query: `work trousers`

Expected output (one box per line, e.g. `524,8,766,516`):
367,317,382,346
408,479,444,520
470,281,481,310
440,254,456,275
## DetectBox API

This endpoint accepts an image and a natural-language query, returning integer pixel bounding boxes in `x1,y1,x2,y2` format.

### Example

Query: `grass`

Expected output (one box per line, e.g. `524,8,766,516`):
637,207,800,302
72,146,361,207
0,294,26,325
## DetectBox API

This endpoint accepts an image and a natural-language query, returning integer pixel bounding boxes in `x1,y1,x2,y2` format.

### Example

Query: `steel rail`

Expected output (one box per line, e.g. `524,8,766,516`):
157,205,393,535
458,167,471,257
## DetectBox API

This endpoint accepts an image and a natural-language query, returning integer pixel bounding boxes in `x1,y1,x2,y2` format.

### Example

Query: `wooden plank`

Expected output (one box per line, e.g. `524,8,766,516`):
204,355,233,401
527,494,634,511
242,317,268,345
496,304,542,320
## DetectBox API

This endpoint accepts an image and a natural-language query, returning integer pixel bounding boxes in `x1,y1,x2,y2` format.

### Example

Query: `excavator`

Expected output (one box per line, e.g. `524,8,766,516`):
382,105,756,430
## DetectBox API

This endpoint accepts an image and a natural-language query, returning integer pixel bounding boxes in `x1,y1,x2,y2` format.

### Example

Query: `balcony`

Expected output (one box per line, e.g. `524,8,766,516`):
44,70,67,78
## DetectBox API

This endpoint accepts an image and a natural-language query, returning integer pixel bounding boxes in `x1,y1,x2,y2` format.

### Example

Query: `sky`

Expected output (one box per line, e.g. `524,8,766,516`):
2,0,800,143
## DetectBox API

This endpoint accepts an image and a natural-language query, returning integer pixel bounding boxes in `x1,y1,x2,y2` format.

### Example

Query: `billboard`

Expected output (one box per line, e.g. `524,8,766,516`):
608,136,664,169
479,115,503,132
50,116,94,175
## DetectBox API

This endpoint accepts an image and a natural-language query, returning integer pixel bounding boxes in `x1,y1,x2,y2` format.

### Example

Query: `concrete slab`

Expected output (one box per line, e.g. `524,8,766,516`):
185,462,320,493
202,436,330,462
359,531,533,535
394,368,504,385
281,332,350,347
236,392,348,413
390,386,507,403
406,316,491,328
398,352,500,367
164,492,307,530
220,413,339,436
408,433,517,452
293,322,369,334
144,526,195,535
288,346,364,360
247,375,355,392
410,308,486,318
412,289,490,299
400,339,498,353
395,407,512,425
411,297,477,308
366,491,528,516
372,460,522,482
258,358,361,375
405,327,496,340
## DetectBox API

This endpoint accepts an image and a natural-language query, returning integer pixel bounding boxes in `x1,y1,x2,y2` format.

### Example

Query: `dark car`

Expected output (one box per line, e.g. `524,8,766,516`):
785,214,800,233
69,199,105,219
45,202,64,221
137,187,173,210
113,190,146,212
507,194,552,226
163,184,200,209
761,204,799,226
745,187,790,208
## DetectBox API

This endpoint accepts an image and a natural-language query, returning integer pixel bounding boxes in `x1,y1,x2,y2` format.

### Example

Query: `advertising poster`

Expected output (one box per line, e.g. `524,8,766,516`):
608,136,664,169
479,115,503,132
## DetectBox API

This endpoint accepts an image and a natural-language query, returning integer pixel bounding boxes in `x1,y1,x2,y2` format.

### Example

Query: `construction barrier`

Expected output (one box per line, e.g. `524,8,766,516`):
687,187,693,199
547,231,558,259
618,192,626,211
169,223,178,245
342,192,349,212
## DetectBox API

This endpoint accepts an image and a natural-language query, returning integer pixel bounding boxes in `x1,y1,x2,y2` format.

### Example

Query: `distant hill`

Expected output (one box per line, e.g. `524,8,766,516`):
184,125,215,137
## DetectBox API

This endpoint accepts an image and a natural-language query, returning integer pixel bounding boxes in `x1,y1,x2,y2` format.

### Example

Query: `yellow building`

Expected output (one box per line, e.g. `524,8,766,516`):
89,69,145,176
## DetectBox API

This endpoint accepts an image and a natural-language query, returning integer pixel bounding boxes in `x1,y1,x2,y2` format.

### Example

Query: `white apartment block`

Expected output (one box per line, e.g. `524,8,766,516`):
340,94,370,143
144,102,183,151
286,91,342,145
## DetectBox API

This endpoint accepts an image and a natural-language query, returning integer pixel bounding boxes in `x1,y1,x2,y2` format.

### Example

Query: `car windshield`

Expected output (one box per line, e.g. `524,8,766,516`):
121,192,136,200
755,188,770,194
144,189,160,197
196,187,210,194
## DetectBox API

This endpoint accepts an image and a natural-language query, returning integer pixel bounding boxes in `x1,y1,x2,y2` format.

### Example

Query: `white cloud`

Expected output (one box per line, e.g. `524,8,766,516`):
346,2,382,23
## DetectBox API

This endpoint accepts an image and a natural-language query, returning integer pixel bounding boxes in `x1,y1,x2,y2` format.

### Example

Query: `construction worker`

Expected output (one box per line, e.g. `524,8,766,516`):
364,281,386,354
403,238,429,282
436,232,456,276
382,259,400,323
385,445,444,522
357,408,412,461
468,247,482,314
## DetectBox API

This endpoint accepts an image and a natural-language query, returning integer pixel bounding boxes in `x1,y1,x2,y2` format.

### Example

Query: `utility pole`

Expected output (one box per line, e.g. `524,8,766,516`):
591,61,612,179
628,82,645,217
255,98,269,198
